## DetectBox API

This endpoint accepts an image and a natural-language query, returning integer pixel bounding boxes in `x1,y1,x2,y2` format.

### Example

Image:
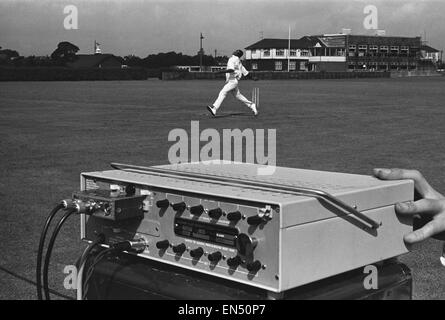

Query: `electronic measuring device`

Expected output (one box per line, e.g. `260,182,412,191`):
78,162,413,293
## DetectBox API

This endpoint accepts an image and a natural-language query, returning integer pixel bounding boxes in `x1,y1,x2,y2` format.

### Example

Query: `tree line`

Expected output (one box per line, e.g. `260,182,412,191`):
0,41,228,68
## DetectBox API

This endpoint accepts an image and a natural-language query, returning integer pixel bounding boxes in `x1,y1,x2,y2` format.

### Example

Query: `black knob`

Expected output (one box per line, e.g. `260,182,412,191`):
172,243,186,254
208,208,223,219
156,199,170,209
156,240,170,250
236,233,258,257
190,205,204,216
246,260,262,273
172,202,186,212
227,256,242,268
227,211,242,222
190,247,204,259
246,215,264,225
208,251,222,263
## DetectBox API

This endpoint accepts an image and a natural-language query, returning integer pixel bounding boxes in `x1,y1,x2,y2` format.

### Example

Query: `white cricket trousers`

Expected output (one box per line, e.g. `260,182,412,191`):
213,80,252,111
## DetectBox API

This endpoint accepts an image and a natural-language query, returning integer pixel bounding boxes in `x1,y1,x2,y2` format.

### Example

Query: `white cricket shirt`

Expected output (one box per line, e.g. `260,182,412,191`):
226,55,249,82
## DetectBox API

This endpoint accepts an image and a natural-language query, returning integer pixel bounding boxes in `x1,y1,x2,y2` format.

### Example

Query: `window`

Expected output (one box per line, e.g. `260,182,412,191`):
336,49,345,56
263,49,270,57
289,49,297,56
348,45,357,57
400,46,409,51
380,46,388,55
390,46,399,56
251,63,258,70
300,49,310,57
368,45,378,56
276,49,285,56
300,61,307,70
359,45,367,51
275,61,282,71
289,61,296,70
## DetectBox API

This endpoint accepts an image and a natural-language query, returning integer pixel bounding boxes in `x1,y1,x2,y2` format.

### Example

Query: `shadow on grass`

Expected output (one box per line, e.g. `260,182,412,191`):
201,112,254,118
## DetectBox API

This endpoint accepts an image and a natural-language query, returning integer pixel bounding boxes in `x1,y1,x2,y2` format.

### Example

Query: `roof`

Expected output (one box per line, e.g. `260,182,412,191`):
421,45,440,53
245,37,319,50
245,34,427,50
316,35,346,48
66,54,122,68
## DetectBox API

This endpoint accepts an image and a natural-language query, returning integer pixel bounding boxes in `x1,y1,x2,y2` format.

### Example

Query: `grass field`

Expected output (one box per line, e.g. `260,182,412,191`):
0,77,444,300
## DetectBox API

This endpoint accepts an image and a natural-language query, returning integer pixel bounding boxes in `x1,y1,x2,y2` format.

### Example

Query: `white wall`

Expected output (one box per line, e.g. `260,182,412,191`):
308,56,346,62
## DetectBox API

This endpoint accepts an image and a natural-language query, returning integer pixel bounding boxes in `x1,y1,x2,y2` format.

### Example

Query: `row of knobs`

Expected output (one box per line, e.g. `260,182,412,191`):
156,199,265,225
155,240,262,272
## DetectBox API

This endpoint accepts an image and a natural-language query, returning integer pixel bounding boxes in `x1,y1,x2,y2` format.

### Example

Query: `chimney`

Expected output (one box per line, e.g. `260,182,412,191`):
375,30,386,36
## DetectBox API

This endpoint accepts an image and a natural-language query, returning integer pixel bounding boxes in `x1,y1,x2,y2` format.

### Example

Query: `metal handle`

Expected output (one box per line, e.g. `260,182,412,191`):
110,162,381,229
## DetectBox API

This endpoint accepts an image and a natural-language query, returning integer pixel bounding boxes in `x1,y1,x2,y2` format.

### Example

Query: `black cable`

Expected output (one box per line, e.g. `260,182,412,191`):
82,248,116,300
77,235,105,272
42,208,76,300
36,203,64,300
76,235,105,299
0,265,74,300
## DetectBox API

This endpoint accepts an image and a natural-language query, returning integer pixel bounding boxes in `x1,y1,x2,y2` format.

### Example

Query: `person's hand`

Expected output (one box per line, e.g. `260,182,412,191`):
373,168,445,244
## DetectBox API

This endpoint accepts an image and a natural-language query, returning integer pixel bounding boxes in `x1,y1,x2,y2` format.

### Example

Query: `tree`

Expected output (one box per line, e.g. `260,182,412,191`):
0,48,20,65
50,41,79,64
123,55,143,67
140,51,218,69
0,48,19,58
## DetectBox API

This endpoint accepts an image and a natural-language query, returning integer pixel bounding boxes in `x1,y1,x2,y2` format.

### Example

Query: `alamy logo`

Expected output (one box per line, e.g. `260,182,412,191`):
363,5,378,30
363,265,378,290
63,5,78,30
168,121,276,175
63,265,78,290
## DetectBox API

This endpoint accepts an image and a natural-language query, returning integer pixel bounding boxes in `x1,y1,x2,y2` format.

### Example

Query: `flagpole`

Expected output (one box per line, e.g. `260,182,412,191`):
199,33,204,72
287,25,291,72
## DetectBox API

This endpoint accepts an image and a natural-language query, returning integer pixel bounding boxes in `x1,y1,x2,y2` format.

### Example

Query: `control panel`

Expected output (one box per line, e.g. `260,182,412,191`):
80,162,413,293
81,178,280,290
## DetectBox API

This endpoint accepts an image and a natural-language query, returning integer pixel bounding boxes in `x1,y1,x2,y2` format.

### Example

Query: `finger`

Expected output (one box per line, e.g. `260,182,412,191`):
395,199,444,216
373,168,435,198
404,220,442,244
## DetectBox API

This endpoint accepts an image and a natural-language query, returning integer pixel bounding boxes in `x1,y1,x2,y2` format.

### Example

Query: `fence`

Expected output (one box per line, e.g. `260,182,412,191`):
161,71,391,80
0,67,148,81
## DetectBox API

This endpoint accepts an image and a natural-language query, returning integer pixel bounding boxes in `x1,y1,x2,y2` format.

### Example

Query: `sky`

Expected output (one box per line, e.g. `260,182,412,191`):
0,0,444,57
